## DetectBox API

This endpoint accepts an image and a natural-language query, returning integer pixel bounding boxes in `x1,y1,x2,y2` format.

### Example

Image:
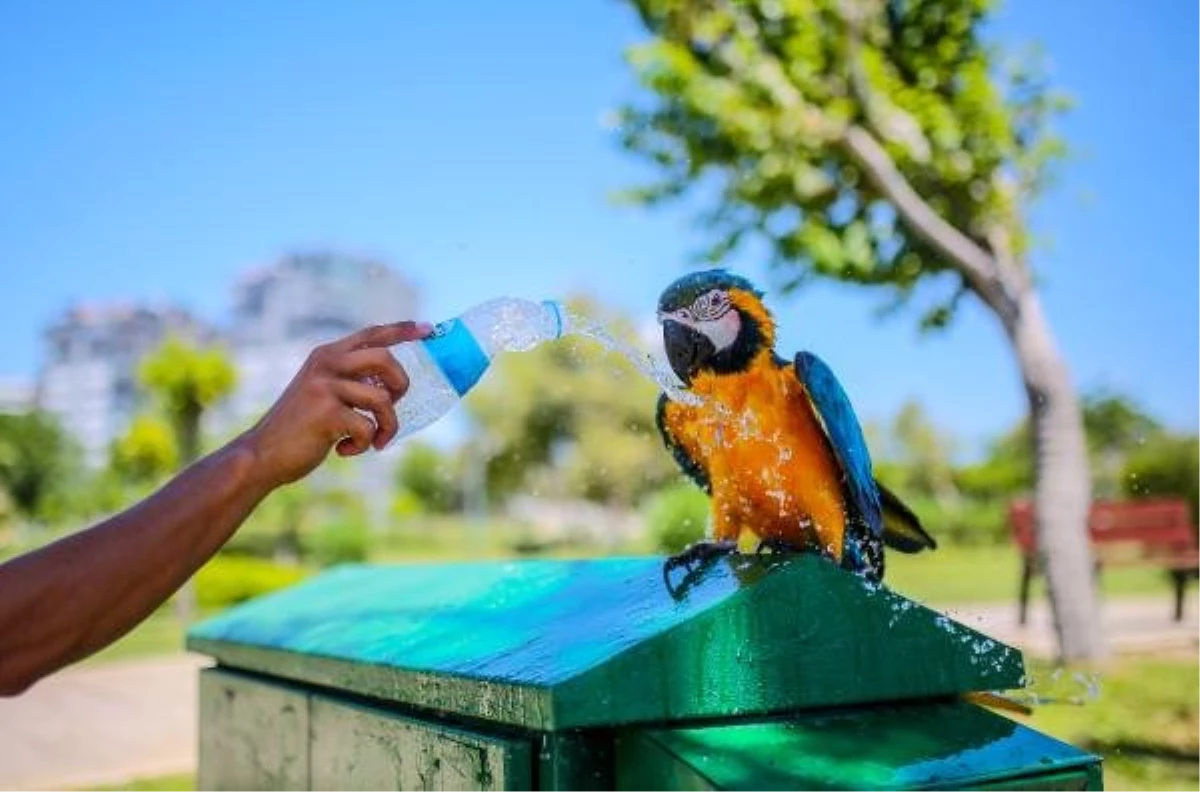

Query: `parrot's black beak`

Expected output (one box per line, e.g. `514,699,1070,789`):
663,320,714,385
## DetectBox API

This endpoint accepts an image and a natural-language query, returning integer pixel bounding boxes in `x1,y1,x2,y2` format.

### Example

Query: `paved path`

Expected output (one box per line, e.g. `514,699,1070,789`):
0,596,1194,791
0,654,209,791
944,594,1198,659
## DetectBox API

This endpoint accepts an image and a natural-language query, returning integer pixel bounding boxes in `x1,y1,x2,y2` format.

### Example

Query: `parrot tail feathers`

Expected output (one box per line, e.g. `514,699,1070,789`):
877,480,938,553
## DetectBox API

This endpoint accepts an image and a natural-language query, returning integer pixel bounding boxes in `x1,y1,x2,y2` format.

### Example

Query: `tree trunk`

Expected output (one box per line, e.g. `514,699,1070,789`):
173,402,203,625
1006,288,1107,662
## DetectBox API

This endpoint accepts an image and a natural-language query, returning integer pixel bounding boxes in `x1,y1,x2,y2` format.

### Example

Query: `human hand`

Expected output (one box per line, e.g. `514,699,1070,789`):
239,321,433,490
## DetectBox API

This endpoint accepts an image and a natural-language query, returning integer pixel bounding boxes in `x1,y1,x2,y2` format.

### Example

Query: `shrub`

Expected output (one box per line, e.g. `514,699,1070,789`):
196,555,310,610
303,519,369,566
644,482,709,553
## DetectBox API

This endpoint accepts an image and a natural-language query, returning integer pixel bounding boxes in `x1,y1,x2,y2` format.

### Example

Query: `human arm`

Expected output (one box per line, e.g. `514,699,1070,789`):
0,321,430,695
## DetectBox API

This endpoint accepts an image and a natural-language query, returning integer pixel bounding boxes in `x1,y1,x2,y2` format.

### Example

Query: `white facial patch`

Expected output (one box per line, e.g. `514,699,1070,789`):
699,310,741,351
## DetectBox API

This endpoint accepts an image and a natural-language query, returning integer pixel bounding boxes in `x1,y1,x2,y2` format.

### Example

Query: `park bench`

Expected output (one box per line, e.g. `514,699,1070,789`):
1010,498,1199,625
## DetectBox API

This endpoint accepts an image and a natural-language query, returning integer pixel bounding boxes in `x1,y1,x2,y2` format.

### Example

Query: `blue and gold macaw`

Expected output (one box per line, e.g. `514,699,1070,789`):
656,269,936,583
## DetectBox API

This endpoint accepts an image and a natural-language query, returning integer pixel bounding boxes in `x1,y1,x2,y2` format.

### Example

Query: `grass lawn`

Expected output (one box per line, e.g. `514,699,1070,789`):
886,543,1178,606
83,607,186,667
1022,655,1199,791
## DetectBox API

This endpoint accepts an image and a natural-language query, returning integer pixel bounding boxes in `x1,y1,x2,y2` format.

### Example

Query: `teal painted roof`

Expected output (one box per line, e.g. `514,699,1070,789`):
188,555,1025,730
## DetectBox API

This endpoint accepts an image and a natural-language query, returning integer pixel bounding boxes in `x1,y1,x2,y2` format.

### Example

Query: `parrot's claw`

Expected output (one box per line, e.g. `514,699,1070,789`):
754,538,803,556
665,539,739,571
662,540,739,599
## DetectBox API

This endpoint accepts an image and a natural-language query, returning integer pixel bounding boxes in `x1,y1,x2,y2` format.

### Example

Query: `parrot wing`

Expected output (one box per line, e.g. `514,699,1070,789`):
793,351,884,538
877,477,938,552
656,393,711,494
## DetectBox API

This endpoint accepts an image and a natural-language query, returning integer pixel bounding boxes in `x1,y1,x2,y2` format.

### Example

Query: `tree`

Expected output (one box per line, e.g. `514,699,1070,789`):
139,335,237,621
1124,434,1199,524
464,296,681,509
957,391,1164,502
110,414,178,486
1081,392,1162,498
0,411,77,523
617,0,1103,659
395,442,463,514
140,336,237,465
883,400,959,504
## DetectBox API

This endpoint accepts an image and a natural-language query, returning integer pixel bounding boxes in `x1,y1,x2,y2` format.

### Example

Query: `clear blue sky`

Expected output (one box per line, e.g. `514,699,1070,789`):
1,1,1195,453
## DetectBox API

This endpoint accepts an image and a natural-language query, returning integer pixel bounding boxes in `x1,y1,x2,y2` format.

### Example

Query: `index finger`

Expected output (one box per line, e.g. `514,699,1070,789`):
336,321,434,352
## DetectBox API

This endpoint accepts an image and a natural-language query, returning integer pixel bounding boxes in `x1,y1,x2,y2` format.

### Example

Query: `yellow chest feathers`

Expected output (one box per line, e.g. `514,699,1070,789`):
667,356,847,542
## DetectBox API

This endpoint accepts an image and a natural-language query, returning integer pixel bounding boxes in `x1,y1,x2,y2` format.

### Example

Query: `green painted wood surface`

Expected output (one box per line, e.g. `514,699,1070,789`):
199,670,310,790
614,700,1100,791
198,668,532,791
537,731,614,791
188,555,1024,729
309,693,531,790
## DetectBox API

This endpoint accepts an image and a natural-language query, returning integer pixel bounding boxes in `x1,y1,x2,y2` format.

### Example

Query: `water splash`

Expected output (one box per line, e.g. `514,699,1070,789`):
1002,667,1104,708
567,308,703,406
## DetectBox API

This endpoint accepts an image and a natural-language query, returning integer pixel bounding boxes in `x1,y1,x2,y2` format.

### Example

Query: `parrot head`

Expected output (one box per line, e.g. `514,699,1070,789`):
657,269,776,385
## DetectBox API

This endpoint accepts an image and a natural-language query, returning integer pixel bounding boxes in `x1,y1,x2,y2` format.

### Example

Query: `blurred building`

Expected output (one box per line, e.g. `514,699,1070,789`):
37,303,216,467
35,252,420,513
0,378,34,414
216,252,419,433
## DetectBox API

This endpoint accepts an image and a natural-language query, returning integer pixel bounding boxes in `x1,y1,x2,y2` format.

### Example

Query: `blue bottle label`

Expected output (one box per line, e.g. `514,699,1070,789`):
423,318,489,396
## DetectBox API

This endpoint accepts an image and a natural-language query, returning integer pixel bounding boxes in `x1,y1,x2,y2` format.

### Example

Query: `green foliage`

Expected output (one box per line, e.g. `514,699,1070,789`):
1123,433,1199,522
1082,391,1163,497
196,555,310,610
644,481,710,552
868,400,960,501
873,391,1189,547
0,411,78,520
395,442,462,514
955,421,1033,501
898,494,1007,546
464,296,679,508
225,480,368,564
618,0,1068,323
139,336,236,463
110,414,178,484
302,518,369,566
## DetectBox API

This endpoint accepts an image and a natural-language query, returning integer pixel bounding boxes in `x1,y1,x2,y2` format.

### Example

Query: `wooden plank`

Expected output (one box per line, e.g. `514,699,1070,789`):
626,700,1099,791
1011,499,1197,552
537,731,614,791
308,694,531,790
198,669,310,791
190,555,1024,730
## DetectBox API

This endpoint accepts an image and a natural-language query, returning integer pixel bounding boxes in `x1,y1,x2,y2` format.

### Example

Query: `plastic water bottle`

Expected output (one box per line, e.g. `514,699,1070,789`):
383,297,569,441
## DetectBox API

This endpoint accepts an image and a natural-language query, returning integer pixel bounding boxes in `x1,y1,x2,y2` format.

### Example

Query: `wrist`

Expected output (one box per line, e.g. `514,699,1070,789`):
227,429,280,502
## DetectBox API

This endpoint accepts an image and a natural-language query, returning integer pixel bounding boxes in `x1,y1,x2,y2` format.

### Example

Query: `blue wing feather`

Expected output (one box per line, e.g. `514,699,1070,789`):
793,352,883,539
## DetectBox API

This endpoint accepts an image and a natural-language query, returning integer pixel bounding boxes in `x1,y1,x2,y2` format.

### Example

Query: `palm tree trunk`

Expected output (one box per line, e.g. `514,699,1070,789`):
1006,288,1107,661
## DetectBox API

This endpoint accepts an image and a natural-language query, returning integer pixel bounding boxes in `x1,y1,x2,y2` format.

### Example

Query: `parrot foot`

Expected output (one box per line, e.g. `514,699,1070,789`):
662,540,738,599
665,539,739,571
754,538,803,556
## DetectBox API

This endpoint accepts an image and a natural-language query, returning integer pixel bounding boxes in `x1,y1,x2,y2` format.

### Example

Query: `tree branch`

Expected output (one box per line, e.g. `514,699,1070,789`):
840,0,932,163
841,125,1017,323
707,0,1016,323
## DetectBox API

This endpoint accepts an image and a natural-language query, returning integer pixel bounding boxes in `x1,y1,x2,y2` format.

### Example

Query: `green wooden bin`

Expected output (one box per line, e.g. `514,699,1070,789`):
187,554,1101,790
